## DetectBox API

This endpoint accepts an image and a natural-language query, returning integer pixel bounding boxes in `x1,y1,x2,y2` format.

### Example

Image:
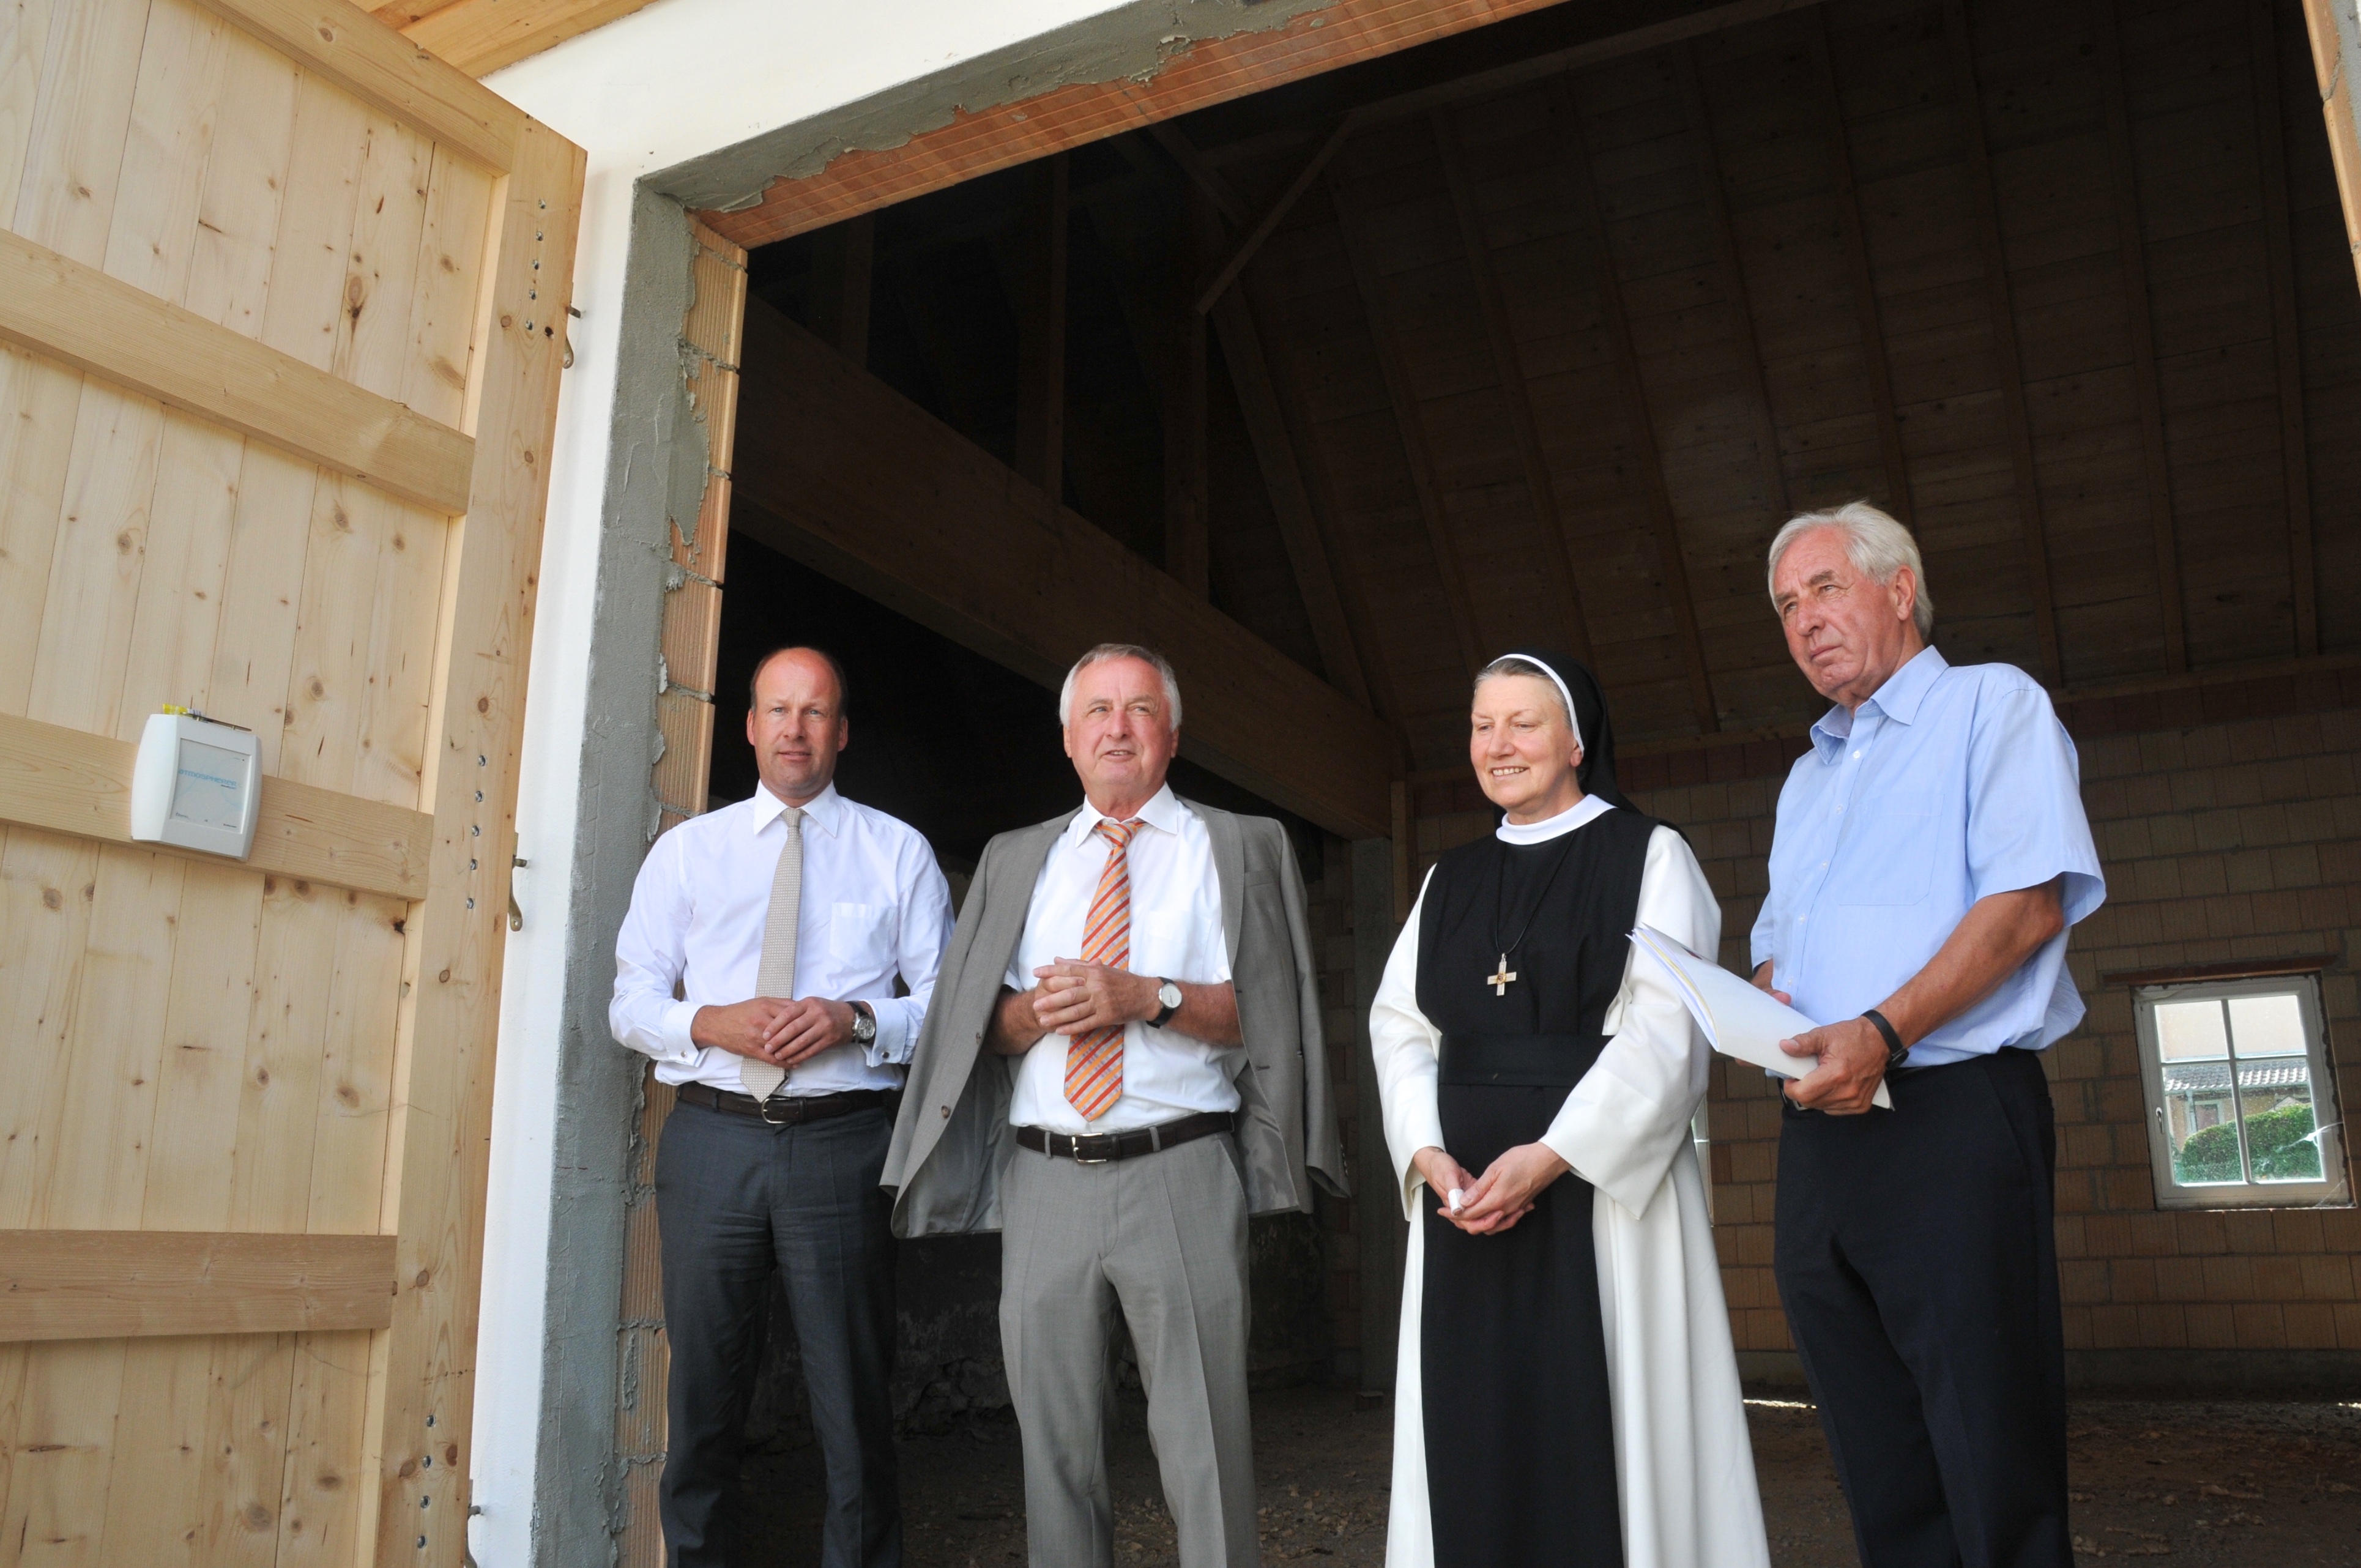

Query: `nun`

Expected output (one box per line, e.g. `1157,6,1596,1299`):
1372,652,1769,1568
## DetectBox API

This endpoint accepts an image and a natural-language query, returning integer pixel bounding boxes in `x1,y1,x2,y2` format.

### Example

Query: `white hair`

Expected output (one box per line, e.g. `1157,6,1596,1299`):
1058,642,1183,730
1766,500,1935,638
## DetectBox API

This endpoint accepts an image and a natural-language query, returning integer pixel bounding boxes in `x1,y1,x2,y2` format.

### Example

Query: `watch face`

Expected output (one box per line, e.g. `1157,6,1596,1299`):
1159,981,1183,1010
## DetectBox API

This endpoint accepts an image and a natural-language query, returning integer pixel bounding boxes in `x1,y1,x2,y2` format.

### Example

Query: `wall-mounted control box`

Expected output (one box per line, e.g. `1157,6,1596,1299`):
130,711,261,860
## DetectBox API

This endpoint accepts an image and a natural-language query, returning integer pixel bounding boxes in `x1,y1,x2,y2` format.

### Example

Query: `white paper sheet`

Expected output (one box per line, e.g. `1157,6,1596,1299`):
1629,925,1893,1111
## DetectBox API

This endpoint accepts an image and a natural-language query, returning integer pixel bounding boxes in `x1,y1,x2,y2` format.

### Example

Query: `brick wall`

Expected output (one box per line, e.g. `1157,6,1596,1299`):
1407,665,2361,1387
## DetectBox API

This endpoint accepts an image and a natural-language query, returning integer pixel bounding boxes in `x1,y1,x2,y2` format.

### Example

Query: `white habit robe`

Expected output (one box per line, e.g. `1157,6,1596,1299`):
1372,812,1771,1568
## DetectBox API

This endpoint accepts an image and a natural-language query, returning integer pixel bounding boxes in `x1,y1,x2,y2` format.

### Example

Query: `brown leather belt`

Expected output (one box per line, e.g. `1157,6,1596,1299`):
1015,1110,1235,1164
674,1082,896,1126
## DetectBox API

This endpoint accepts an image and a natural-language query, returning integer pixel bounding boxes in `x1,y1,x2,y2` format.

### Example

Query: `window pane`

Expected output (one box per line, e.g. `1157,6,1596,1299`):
2228,993,2308,1057
2243,1069,2323,1183
2167,1088,2248,1185
2156,999,2230,1060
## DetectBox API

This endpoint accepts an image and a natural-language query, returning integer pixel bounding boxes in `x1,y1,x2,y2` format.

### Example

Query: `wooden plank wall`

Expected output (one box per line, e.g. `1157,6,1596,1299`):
0,2,581,1564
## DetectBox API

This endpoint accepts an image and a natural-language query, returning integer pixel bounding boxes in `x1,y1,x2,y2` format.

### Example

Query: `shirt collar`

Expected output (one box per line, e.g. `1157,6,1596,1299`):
750,780,842,838
1065,782,1184,845
1811,645,1948,758
1495,792,1614,845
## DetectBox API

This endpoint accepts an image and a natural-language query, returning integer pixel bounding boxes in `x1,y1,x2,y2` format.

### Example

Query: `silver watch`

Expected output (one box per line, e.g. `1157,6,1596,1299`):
849,1003,877,1046
1151,980,1183,1030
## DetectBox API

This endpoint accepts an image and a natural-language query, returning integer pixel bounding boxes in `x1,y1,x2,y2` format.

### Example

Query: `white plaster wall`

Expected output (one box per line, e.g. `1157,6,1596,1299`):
465,2,1140,1561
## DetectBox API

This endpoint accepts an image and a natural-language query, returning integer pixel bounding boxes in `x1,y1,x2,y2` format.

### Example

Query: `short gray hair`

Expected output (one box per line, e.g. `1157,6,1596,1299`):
1058,642,1183,729
1766,501,1935,638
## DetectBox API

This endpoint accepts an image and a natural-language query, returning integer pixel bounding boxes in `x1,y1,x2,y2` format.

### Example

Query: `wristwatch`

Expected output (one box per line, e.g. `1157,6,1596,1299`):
849,1003,877,1047
1150,980,1183,1030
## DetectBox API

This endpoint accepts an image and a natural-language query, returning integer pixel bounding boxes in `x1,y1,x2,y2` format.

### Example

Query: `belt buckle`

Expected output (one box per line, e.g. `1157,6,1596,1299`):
1071,1134,1112,1165
758,1093,792,1128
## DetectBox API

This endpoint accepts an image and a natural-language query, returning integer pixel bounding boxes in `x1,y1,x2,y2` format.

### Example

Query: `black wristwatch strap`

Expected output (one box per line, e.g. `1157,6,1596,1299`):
1861,1008,1908,1069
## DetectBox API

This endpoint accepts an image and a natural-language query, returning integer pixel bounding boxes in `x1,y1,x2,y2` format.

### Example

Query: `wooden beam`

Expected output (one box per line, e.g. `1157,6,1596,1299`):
1196,118,1356,314
1247,270,1407,728
1014,154,1070,496
2094,0,2188,675
1148,121,1252,226
0,1230,396,1342
731,295,1396,839
1943,0,2064,685
2299,0,2361,299
196,0,521,171
1208,284,1375,707
400,0,663,78
1170,195,1216,597
2253,0,2318,655
704,0,1574,249
1810,9,1913,520
0,226,475,516
1546,78,1720,732
0,712,433,900
1431,106,1595,667
1673,43,1791,527
702,0,1832,251
809,214,876,370
1326,171,1485,682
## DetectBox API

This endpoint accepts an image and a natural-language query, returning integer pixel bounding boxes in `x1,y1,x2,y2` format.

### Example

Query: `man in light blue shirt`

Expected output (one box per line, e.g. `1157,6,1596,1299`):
1753,503,2102,1568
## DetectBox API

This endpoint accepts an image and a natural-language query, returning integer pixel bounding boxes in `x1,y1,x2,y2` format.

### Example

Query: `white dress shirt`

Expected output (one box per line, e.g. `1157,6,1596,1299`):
1005,785,1238,1133
610,782,953,1095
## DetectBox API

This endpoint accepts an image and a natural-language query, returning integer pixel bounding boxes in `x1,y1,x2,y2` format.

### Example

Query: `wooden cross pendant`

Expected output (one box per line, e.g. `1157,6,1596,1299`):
1487,953,1519,996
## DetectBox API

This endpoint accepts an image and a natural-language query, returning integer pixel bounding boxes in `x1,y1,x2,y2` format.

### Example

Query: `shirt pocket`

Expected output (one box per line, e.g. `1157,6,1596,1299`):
1831,808,1934,906
827,902,896,969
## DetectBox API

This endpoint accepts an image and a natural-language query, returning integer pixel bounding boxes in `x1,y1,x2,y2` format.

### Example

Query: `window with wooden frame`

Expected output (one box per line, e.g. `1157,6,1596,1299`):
2133,973,2348,1209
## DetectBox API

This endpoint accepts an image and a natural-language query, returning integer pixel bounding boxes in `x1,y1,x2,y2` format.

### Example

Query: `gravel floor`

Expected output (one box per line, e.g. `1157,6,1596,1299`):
724,1383,2361,1565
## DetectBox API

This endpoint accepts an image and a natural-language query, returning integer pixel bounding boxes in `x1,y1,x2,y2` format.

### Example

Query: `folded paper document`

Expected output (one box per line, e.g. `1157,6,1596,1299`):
1629,925,1893,1111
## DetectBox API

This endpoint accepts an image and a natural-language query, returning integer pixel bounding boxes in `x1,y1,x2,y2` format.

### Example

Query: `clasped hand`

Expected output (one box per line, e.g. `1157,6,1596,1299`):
692,996,860,1068
1027,959,1155,1036
1411,1143,1569,1236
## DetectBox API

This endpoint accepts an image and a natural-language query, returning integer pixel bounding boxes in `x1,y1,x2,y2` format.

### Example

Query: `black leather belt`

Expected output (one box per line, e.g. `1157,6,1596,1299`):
1016,1110,1235,1164
674,1082,896,1126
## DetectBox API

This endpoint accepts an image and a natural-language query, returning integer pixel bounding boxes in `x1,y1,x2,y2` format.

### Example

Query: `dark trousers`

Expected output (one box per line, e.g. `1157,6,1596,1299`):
1774,1048,2070,1568
654,1099,901,1568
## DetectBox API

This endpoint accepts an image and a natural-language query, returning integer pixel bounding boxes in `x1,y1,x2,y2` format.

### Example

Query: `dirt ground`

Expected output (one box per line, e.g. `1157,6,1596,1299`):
726,1384,2361,1565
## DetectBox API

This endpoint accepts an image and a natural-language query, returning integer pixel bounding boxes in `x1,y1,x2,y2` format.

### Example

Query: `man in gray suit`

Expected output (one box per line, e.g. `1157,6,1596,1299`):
883,642,1344,1568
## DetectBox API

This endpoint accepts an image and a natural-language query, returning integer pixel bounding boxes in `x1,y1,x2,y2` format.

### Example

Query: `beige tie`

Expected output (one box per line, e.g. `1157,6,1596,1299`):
739,805,804,1102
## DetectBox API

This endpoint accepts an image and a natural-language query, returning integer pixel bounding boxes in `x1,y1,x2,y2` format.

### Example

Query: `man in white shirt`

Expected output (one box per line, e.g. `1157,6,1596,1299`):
882,644,1346,1568
612,646,951,1568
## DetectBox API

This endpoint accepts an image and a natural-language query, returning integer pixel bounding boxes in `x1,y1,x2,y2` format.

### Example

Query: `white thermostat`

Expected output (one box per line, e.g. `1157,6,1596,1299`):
130,710,261,860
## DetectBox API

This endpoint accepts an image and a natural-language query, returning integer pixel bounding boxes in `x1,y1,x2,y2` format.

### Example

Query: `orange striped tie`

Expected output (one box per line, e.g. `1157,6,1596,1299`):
1065,819,1142,1121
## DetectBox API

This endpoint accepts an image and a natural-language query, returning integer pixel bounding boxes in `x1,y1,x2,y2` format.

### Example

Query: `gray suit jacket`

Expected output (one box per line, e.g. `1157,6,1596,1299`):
881,798,1347,1237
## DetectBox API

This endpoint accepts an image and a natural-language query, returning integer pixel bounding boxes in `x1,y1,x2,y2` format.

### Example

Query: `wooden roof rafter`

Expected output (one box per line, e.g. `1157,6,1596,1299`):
1943,0,2066,685
1808,8,1914,522
2249,0,2319,656
2092,0,2190,675
1544,75,1721,734
1671,40,1791,532
1326,166,1488,684
1429,106,1597,668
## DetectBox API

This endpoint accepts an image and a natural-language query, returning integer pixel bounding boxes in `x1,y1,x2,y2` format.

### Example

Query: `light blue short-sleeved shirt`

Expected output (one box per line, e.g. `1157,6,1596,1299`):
1750,647,2105,1068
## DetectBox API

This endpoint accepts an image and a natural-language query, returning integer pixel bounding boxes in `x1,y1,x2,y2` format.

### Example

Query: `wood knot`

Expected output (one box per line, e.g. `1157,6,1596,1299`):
41,888,61,910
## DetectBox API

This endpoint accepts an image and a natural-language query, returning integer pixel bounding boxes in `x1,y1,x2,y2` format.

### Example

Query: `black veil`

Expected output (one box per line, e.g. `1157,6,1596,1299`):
1483,648,1649,820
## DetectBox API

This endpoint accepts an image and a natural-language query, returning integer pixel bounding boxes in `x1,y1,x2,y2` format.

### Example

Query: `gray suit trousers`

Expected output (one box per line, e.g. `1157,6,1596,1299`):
1000,1131,1260,1568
